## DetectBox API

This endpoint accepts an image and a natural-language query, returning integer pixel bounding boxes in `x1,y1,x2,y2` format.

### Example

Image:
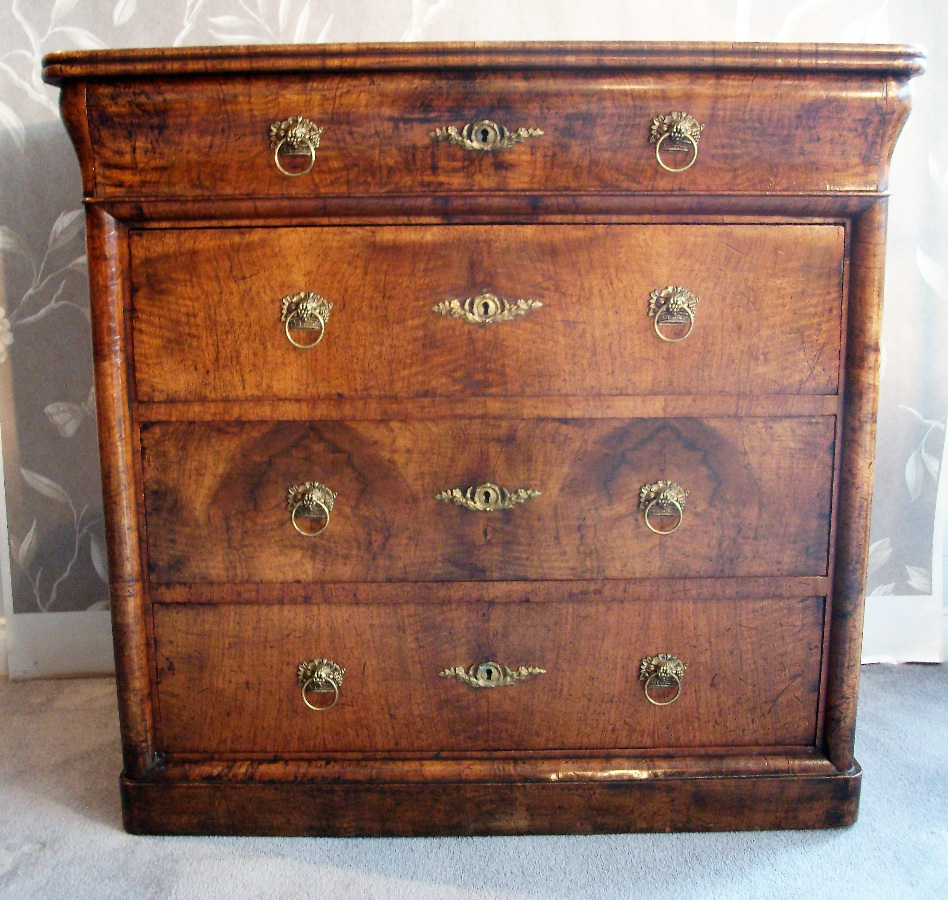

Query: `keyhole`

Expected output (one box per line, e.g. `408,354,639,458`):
480,127,490,142
481,300,491,316
482,490,491,504
485,669,493,680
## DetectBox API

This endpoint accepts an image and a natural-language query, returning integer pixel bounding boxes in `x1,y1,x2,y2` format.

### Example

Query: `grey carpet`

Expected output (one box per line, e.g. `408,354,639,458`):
0,664,945,899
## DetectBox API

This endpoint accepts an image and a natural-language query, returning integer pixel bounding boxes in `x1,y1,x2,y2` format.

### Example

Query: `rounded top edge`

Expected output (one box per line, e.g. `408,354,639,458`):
41,41,927,85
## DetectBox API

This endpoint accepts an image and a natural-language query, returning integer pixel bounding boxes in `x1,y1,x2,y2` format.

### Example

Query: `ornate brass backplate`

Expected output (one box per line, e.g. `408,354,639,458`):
435,482,541,512
639,654,687,706
430,119,544,151
281,291,333,347
286,481,337,536
432,291,542,325
648,111,705,172
638,481,689,534
296,658,345,711
269,115,324,176
269,115,324,154
440,660,546,688
648,285,699,342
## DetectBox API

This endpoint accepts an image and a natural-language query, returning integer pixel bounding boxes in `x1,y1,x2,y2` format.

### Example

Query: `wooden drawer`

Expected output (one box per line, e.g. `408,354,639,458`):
152,591,824,754
85,70,891,199
142,416,835,583
130,224,844,401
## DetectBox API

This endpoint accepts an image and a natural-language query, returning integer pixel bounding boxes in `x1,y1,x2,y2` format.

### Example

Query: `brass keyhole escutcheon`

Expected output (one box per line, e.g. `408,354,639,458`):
440,660,546,688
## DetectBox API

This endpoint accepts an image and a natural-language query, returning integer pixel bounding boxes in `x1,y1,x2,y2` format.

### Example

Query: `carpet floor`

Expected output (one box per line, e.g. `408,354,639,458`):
0,664,945,899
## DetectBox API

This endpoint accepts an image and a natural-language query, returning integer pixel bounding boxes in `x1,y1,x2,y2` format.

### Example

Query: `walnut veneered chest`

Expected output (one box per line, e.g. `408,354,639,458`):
42,42,923,835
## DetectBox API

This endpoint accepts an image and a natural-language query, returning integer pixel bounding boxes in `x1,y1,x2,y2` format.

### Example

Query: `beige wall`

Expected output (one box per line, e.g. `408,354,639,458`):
0,1,945,667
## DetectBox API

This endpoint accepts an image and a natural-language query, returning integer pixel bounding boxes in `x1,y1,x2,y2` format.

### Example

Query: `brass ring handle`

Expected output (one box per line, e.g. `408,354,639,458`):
654,131,698,172
297,658,345,711
639,481,689,535
648,286,699,343
649,112,704,174
269,116,324,177
273,137,316,177
287,481,337,537
640,654,687,706
281,292,333,349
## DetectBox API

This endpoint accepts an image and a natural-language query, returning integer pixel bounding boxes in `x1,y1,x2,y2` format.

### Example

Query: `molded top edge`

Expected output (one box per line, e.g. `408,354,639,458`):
42,41,926,84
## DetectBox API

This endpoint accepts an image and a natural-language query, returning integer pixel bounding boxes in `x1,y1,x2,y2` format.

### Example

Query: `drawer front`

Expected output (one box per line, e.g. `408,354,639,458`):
87,71,888,198
131,224,844,401
142,416,835,583
152,592,824,754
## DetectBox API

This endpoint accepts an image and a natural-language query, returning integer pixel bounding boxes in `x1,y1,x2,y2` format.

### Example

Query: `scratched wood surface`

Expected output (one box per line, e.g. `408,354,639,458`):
79,70,898,197
141,416,835,583
43,42,923,835
152,594,824,754
130,223,845,401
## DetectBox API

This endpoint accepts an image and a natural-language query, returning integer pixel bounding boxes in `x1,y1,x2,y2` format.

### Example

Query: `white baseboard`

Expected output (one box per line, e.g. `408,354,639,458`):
862,593,943,663
4,610,114,679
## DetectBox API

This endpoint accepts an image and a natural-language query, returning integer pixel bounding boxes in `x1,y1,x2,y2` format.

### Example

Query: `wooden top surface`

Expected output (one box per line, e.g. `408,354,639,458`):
42,41,925,84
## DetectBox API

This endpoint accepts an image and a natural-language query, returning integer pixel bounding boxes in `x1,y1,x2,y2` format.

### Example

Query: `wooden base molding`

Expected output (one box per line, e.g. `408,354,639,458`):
121,766,862,836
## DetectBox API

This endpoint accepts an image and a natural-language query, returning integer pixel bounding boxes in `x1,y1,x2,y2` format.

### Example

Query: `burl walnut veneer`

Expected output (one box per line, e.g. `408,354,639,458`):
42,42,924,835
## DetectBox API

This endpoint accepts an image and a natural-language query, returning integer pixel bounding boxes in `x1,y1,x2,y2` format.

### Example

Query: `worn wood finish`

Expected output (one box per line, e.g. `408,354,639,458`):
44,42,922,835
141,417,835,583
84,207,157,778
153,596,824,754
120,769,862,836
82,71,899,198
131,224,844,401
137,394,840,423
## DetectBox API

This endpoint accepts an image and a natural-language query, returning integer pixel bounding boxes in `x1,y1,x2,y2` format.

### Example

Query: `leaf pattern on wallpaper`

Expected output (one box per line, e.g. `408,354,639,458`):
916,247,948,301
203,0,331,43
900,406,945,502
1,212,89,332
0,0,944,619
904,566,932,594
13,467,104,612
402,0,455,40
839,2,889,42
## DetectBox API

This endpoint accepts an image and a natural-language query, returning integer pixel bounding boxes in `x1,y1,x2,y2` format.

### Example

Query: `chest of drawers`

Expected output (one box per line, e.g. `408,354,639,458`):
43,42,923,835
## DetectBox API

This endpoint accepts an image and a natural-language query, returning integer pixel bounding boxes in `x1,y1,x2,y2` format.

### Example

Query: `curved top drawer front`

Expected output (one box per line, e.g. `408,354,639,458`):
84,70,895,198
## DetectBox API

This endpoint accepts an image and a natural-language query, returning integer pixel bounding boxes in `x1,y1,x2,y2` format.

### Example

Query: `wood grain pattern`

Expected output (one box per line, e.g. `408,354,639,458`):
130,224,845,401
82,70,901,198
120,769,861,836
141,417,835,583
43,42,923,835
41,41,925,82
152,595,824,754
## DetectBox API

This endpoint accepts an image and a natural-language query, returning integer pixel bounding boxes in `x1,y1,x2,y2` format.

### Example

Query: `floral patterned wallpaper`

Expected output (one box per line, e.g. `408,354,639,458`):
0,1,945,619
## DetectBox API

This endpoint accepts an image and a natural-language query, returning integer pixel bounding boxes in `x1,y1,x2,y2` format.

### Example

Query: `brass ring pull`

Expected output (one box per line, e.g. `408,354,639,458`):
639,654,687,706
435,481,541,512
281,292,333,349
269,116,324,177
649,112,704,173
648,286,699,343
639,481,689,535
287,481,337,536
440,660,546,688
297,658,345,711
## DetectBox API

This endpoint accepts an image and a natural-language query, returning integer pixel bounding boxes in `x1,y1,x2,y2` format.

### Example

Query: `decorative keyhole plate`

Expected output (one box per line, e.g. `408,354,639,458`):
432,291,542,325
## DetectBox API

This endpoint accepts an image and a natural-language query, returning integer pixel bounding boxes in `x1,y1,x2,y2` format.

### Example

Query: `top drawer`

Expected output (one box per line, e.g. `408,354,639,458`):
83,70,892,198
